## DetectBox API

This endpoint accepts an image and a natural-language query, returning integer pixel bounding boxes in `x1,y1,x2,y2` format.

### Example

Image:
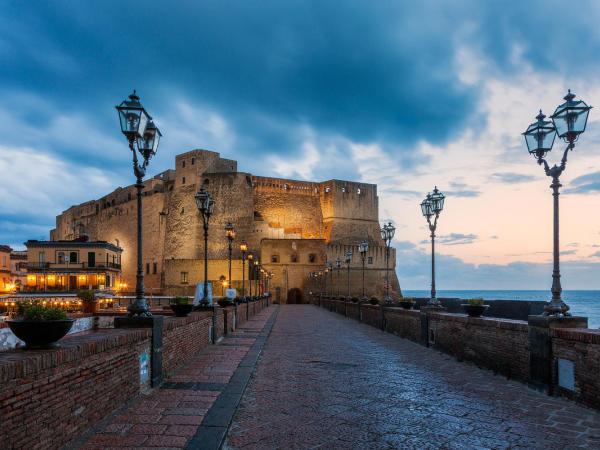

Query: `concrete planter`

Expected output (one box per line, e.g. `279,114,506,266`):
7,319,75,349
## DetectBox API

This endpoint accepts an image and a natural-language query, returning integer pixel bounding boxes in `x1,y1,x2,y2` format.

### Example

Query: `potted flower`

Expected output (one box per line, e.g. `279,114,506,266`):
170,296,193,317
7,302,74,349
369,296,380,305
462,298,489,317
77,290,98,313
399,297,415,310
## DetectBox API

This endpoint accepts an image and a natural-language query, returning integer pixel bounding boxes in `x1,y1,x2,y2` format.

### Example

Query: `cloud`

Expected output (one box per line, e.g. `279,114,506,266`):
565,171,600,194
445,181,481,198
423,233,479,246
491,172,536,184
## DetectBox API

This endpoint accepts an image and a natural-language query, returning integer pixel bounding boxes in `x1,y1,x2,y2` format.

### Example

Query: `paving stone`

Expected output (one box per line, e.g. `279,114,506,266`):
224,305,600,449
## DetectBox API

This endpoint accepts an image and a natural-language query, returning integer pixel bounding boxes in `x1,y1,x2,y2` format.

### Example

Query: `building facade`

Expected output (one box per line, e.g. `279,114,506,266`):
24,239,123,292
50,149,400,302
0,246,12,293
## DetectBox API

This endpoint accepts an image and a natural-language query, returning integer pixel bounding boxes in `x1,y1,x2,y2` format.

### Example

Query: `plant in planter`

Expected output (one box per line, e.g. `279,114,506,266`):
462,298,489,317
170,296,193,317
399,297,415,310
217,298,233,308
7,302,74,349
369,296,380,305
77,290,97,313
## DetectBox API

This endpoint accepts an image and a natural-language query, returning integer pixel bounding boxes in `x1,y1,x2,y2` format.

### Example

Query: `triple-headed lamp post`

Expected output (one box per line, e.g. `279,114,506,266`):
523,90,592,316
116,91,161,317
358,240,369,300
225,222,235,293
380,222,395,304
195,187,215,306
421,187,445,307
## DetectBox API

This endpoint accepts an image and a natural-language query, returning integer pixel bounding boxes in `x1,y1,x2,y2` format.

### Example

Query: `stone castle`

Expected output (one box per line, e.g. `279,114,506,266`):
51,149,400,303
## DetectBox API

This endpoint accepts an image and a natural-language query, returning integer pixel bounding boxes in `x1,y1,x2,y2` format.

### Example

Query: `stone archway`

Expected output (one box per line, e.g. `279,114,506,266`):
287,288,304,304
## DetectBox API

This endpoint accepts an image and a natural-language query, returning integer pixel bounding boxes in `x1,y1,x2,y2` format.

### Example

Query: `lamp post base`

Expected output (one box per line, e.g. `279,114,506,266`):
127,297,152,317
427,297,443,308
383,295,393,304
543,300,570,317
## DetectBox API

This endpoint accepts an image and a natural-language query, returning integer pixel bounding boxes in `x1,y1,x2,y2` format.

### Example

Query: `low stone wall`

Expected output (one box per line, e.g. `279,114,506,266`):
428,312,529,381
318,299,598,411
385,308,421,343
551,328,600,409
0,301,270,449
162,311,213,376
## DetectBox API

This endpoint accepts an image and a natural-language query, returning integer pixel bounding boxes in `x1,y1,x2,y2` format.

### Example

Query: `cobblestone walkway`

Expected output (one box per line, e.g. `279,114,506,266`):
76,307,275,449
225,305,600,450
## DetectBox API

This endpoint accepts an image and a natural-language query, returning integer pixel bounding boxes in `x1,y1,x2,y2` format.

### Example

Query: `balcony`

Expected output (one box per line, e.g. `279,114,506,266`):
25,262,122,271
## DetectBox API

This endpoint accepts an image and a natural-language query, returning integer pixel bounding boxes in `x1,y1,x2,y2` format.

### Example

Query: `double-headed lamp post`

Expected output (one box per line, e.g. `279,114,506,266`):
335,258,342,296
240,241,248,297
195,187,215,306
421,187,445,307
116,91,161,317
358,240,369,300
345,250,353,298
380,222,395,304
225,222,235,294
523,90,592,316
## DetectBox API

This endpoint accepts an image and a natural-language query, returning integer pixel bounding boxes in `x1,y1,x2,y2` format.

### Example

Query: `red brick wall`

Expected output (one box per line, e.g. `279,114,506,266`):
428,312,529,381
384,308,421,343
162,311,213,376
0,329,151,450
551,328,600,408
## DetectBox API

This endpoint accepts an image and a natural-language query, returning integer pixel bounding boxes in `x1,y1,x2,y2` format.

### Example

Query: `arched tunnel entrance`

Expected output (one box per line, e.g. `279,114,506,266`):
287,288,304,304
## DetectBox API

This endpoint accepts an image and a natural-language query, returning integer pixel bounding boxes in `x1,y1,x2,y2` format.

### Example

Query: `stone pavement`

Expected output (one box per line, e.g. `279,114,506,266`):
74,307,275,449
224,305,600,449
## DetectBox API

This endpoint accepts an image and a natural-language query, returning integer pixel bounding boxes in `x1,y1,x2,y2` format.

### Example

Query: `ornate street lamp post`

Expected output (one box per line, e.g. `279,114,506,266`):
326,262,333,296
523,90,592,316
195,187,215,307
225,222,235,294
240,241,247,297
421,187,444,307
335,258,342,297
345,250,353,298
380,222,395,304
358,240,369,301
116,91,161,317
247,252,254,297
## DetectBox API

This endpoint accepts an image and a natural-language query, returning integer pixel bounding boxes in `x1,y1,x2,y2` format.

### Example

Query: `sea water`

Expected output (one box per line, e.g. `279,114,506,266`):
402,290,600,329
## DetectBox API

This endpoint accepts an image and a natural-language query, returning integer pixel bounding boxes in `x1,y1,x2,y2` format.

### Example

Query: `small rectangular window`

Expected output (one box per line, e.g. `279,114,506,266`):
146,263,150,274
182,160,186,168
367,256,373,264
191,157,195,165
181,271,188,284
153,262,157,274
290,254,298,263
308,253,316,263
182,177,186,184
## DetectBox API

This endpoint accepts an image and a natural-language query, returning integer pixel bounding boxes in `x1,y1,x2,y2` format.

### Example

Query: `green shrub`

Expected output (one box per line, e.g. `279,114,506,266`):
467,298,485,306
17,302,68,320
77,290,95,302
172,296,190,305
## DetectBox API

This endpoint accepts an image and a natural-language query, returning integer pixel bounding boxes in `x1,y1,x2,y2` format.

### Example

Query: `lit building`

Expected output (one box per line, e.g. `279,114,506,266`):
24,238,123,292
0,245,13,293
10,250,27,291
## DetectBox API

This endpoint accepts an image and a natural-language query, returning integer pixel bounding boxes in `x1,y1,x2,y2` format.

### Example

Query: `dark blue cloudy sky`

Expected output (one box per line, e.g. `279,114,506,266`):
3,0,600,289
